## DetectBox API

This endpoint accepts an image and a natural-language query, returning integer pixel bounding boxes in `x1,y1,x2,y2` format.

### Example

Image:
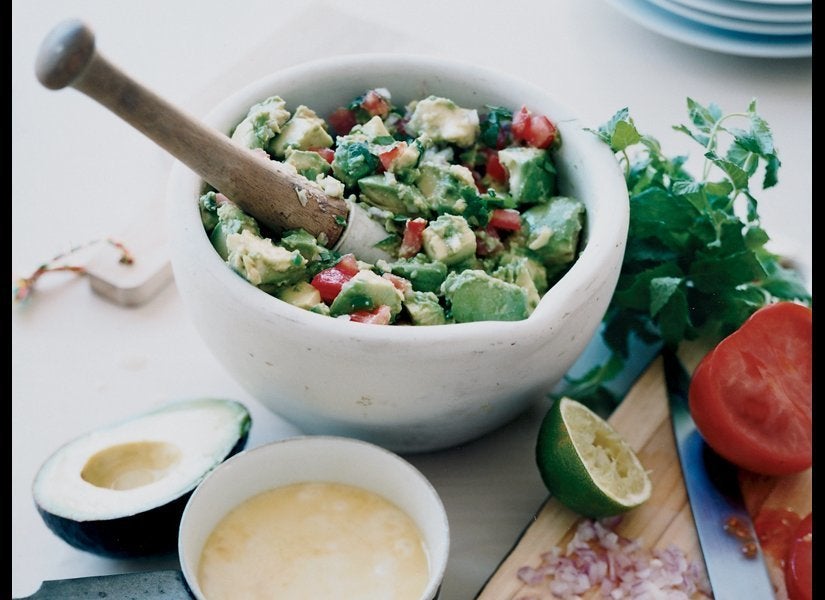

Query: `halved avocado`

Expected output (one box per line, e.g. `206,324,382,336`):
32,398,251,558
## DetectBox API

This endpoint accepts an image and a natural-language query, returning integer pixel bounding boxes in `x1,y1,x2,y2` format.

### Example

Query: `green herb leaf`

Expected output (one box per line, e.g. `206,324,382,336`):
575,99,810,408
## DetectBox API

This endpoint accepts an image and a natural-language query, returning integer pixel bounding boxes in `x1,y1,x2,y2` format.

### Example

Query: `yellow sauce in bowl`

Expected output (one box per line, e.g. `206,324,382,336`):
197,481,430,599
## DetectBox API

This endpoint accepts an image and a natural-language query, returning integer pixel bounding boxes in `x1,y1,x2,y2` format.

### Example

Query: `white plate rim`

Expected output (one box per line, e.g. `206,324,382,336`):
604,0,812,58
647,0,812,35
667,0,812,22
728,0,810,5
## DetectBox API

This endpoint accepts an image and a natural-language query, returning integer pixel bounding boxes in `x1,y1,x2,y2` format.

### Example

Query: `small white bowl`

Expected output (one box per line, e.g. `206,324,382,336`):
167,54,629,453
178,436,449,600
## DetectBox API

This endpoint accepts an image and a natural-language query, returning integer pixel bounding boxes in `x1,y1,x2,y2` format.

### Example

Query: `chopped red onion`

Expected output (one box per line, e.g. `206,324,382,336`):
516,518,713,599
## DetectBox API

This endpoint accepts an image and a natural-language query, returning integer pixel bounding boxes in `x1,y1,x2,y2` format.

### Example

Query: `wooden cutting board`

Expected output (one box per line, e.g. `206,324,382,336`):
476,344,812,599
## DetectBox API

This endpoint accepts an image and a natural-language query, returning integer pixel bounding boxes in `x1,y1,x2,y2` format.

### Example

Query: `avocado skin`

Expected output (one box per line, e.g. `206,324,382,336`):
36,432,249,558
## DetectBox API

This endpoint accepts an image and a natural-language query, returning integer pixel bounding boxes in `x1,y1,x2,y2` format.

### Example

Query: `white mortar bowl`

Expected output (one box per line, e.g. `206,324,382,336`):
167,54,629,453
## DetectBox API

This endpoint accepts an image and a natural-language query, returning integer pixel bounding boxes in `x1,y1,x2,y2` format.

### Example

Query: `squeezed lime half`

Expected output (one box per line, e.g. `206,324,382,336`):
536,397,652,518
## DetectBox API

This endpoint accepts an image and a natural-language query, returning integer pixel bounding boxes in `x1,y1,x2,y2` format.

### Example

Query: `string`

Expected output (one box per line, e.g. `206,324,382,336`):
12,238,134,304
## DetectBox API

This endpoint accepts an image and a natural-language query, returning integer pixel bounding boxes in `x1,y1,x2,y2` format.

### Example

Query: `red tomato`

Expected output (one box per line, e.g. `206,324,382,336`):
398,218,427,259
379,142,407,171
349,305,392,325
485,150,507,183
755,507,802,564
688,302,812,475
511,106,557,149
361,90,391,118
309,254,360,303
328,108,357,135
310,147,335,164
489,208,522,232
785,513,812,600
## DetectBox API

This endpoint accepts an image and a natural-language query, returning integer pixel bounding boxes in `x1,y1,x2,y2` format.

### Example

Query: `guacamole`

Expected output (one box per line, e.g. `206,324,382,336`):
199,89,585,325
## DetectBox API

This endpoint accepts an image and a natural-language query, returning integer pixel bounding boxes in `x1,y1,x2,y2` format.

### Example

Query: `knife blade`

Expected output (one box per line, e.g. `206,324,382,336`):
16,569,193,600
663,349,775,599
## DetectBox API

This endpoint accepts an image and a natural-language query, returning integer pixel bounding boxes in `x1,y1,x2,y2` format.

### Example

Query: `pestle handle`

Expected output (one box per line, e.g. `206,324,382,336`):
35,19,349,245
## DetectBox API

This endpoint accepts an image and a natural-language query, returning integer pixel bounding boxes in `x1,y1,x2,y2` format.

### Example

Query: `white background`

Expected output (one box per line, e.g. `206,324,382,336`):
12,1,811,598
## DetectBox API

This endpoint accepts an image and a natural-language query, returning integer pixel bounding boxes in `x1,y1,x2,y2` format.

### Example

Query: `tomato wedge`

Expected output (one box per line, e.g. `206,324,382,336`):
785,512,812,600
688,302,812,475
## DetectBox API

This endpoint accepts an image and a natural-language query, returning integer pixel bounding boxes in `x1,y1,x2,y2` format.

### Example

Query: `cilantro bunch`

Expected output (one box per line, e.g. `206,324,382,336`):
563,99,811,410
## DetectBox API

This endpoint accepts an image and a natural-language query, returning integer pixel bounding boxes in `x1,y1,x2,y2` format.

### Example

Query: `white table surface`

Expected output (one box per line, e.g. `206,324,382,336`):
12,1,811,598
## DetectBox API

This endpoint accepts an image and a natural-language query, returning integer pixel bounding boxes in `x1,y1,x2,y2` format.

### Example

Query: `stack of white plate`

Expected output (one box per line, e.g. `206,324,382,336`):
605,0,811,58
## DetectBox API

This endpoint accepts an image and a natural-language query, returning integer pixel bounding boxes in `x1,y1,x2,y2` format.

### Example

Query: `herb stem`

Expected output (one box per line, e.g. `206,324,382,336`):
701,112,749,181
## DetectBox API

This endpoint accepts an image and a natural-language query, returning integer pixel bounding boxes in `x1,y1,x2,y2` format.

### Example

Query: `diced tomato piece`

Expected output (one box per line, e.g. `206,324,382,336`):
215,192,231,206
485,150,508,183
349,305,392,325
398,217,427,259
328,108,357,135
310,254,360,303
361,90,391,118
335,254,360,276
511,106,532,142
379,142,407,171
310,147,335,164
475,225,503,257
489,208,522,232
511,105,557,149
382,273,412,294
311,268,351,303
527,115,557,149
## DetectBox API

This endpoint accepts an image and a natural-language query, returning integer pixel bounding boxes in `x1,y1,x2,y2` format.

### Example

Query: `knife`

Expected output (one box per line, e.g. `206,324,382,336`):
17,570,193,599
663,349,775,599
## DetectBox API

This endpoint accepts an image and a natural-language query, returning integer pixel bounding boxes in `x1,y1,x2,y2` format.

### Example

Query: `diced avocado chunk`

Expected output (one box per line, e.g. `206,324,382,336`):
406,96,479,148
388,256,448,294
199,190,220,232
442,269,530,323
280,229,326,262
210,202,261,260
498,146,557,204
414,163,477,214
332,140,379,187
404,291,447,326
493,256,542,313
498,252,549,295
358,173,428,215
269,105,333,158
329,270,403,318
230,96,291,150
522,196,585,275
226,230,307,288
284,149,331,181
383,140,423,176
422,214,476,266
355,115,391,140
276,281,322,310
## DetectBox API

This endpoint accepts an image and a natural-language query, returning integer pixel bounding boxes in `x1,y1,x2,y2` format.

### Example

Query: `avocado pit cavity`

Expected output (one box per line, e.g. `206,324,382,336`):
81,441,182,490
